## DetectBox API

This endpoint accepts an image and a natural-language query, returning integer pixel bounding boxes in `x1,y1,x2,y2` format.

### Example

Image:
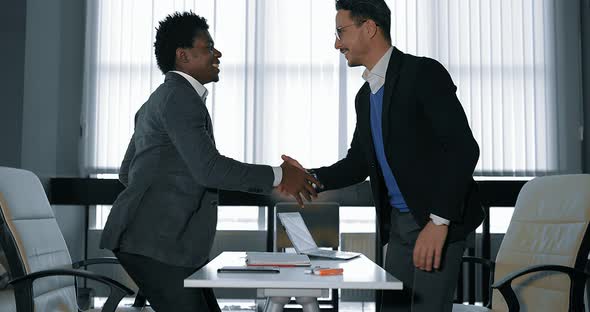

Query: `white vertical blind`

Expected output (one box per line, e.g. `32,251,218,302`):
82,0,583,177
378,0,582,175
82,0,342,173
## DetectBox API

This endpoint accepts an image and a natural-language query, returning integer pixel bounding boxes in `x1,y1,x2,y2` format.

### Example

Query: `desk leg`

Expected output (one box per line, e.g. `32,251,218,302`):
263,296,290,312
258,289,326,312
295,296,320,312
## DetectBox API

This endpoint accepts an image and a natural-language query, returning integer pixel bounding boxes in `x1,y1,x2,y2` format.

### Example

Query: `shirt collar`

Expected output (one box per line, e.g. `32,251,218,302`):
170,70,209,102
362,46,394,94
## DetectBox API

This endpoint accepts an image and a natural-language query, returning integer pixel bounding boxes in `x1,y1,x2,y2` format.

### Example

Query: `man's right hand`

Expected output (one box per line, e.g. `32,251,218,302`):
281,154,304,170
279,161,320,207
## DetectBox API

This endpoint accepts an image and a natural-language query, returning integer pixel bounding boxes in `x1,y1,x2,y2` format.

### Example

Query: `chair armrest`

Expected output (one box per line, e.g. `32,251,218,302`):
0,271,10,289
461,256,495,269
72,257,119,269
461,256,496,307
71,257,147,308
491,264,588,312
9,268,134,312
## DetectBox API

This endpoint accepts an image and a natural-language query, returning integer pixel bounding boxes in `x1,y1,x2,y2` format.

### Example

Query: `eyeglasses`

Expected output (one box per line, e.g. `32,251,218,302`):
335,20,367,41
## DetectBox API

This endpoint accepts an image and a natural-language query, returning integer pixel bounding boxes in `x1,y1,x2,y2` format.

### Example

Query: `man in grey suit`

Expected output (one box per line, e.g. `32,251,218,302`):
100,12,319,312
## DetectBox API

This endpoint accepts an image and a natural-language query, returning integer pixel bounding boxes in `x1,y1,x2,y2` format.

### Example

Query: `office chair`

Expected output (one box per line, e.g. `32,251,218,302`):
453,174,590,312
0,252,15,312
274,202,340,312
0,166,153,312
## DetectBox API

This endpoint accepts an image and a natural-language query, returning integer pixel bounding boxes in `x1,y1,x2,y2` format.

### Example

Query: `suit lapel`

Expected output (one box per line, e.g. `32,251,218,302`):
381,47,404,146
166,72,216,145
206,112,215,144
358,82,371,132
357,83,376,162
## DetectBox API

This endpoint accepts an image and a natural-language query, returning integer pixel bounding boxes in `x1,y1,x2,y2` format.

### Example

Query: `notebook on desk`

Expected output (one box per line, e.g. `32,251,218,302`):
277,212,361,260
245,252,311,267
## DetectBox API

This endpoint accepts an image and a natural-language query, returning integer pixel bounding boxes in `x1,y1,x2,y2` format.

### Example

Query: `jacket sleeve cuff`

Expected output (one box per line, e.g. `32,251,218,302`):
430,213,450,226
271,166,282,187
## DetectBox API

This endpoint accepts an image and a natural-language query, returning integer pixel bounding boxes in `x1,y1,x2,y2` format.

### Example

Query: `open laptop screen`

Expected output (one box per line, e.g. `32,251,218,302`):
277,212,318,253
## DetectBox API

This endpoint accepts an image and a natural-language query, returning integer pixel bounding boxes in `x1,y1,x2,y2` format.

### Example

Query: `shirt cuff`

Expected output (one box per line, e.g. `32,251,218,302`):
272,166,283,187
430,214,450,226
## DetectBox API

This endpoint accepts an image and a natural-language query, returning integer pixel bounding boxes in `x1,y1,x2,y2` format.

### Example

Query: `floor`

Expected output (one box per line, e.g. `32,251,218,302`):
93,297,376,311
218,299,376,312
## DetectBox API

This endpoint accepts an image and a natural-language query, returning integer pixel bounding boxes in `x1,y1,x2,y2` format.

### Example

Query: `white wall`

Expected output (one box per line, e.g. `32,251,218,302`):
0,1,26,168
20,0,87,262
21,0,85,177
583,0,590,172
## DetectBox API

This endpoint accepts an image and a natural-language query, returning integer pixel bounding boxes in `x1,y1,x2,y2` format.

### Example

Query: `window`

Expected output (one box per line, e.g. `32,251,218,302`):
83,0,583,230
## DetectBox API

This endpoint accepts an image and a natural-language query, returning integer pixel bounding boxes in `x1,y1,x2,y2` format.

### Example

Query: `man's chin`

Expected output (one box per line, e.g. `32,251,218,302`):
344,54,361,67
347,61,362,67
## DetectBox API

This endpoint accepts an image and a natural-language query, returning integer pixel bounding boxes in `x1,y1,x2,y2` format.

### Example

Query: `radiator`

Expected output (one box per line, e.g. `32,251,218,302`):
340,232,376,302
211,230,267,299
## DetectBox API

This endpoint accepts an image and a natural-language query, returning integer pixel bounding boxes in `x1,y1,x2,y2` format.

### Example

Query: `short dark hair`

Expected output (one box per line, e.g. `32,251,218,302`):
335,0,391,44
154,11,209,74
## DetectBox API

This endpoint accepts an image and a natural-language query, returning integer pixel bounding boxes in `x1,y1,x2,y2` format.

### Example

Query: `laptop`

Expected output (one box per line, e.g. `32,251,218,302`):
278,212,361,260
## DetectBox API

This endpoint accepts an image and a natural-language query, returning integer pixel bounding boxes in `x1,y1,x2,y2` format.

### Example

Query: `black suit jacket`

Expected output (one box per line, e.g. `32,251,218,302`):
314,47,484,245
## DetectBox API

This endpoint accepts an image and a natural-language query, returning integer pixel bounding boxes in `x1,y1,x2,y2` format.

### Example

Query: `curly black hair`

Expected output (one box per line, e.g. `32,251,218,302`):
154,11,209,74
335,0,391,44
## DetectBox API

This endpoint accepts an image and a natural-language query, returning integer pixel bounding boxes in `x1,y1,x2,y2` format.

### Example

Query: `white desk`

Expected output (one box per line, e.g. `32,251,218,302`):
185,252,402,312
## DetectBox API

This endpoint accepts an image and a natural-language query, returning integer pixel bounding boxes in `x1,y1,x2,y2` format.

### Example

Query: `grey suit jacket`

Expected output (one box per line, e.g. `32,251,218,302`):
100,72,274,267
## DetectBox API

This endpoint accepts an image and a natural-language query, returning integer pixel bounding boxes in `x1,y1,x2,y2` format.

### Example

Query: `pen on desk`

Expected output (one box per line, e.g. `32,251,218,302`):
313,268,343,276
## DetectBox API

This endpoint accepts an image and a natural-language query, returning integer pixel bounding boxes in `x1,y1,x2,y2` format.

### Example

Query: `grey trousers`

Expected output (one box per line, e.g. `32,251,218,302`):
380,209,465,312
115,251,221,312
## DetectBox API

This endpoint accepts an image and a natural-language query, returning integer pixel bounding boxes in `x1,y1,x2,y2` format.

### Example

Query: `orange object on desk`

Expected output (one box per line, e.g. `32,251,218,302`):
314,268,343,276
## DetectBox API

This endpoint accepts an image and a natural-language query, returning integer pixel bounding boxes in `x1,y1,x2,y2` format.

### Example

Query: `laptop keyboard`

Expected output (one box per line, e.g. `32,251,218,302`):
311,249,337,256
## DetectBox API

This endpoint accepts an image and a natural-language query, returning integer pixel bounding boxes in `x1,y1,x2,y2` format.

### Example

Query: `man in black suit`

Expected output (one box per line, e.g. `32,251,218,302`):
100,12,319,312
282,1,484,311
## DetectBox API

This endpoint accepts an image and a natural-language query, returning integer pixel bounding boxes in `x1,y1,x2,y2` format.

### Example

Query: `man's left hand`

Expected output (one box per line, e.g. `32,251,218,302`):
413,221,448,271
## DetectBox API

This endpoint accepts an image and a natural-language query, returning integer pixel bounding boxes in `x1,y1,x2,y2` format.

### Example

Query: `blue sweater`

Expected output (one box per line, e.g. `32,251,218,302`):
369,86,409,212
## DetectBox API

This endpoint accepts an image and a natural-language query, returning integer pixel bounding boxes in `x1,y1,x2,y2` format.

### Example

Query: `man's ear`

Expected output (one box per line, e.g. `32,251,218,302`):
366,19,379,39
176,48,189,63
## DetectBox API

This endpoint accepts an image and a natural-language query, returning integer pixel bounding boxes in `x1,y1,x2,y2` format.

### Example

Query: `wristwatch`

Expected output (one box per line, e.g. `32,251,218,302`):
307,169,324,193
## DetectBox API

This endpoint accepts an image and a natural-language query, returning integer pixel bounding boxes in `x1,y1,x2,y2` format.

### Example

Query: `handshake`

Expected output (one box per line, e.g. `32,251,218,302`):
276,154,323,207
